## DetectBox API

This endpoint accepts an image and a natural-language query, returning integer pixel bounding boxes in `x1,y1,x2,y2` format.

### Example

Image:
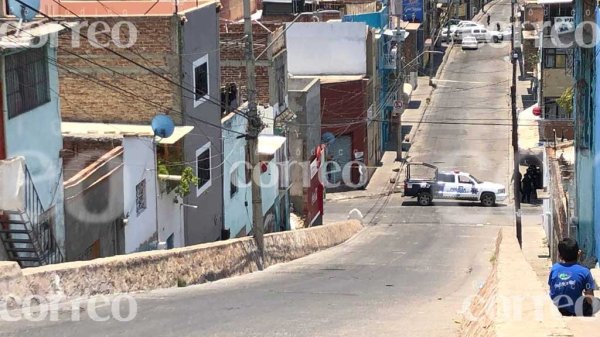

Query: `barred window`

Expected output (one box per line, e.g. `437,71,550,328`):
136,179,147,216
544,49,567,69
5,47,50,119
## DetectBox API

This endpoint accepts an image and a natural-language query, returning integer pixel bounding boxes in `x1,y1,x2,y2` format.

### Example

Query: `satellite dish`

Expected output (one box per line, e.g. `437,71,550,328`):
321,132,335,145
7,0,40,22
151,114,175,138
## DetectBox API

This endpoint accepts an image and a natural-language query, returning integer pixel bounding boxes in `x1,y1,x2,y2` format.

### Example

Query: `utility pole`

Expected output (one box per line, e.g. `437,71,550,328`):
429,0,437,86
243,0,266,267
510,0,522,247
396,28,405,161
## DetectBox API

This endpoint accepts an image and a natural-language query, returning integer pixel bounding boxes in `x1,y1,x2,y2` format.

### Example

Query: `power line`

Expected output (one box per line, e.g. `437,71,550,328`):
17,0,252,121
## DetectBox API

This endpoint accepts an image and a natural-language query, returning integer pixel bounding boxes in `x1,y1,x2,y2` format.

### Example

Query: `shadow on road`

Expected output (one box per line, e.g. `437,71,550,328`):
401,200,509,208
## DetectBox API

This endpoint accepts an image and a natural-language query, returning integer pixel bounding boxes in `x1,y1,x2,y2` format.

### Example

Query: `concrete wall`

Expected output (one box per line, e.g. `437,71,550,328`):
122,137,157,253
2,45,66,251
222,112,252,238
64,147,125,261
286,22,368,76
260,157,281,217
0,220,363,304
181,4,225,245
157,189,184,249
459,228,573,337
288,77,322,221
543,68,573,97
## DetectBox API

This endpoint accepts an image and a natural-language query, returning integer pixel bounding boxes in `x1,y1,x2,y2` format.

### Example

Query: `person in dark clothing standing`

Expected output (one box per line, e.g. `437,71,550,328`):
522,174,532,203
496,22,501,31
487,14,491,26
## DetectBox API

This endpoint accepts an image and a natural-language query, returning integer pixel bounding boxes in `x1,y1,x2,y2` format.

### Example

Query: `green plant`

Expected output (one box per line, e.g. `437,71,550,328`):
175,166,198,198
526,52,540,66
157,160,198,199
556,87,574,115
176,277,187,287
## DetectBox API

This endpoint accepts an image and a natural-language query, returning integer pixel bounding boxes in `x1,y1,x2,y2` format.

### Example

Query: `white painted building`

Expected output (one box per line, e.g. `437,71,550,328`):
61,122,193,253
286,22,367,76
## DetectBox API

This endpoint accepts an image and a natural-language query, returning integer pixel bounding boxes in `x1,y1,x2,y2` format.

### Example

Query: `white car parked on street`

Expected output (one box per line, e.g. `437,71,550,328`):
461,36,479,50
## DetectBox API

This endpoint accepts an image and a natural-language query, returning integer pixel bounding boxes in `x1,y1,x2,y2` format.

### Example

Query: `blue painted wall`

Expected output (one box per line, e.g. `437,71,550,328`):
593,7,600,263
222,113,285,237
343,6,394,153
2,45,65,249
573,0,596,263
342,7,388,28
222,113,252,238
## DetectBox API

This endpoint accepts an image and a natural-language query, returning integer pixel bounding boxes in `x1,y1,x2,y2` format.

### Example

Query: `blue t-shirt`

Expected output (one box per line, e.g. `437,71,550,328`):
548,262,596,314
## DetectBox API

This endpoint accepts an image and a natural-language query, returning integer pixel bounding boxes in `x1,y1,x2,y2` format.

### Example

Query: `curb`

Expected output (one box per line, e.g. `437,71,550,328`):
389,43,456,190
326,192,388,202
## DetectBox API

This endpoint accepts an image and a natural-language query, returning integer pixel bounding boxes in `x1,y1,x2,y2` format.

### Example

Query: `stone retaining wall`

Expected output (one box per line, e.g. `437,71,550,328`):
0,221,362,305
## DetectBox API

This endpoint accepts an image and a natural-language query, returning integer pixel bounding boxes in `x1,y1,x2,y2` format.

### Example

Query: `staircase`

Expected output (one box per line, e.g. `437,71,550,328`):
0,164,64,267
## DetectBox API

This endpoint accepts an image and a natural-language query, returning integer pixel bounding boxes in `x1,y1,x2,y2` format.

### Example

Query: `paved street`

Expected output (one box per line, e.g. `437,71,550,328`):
0,2,520,337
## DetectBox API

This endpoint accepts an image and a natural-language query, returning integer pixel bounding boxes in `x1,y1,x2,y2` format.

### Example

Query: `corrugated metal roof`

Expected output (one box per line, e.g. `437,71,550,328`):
62,122,194,145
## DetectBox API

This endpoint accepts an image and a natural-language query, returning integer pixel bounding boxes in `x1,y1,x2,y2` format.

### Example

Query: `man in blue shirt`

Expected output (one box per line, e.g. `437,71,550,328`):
548,238,596,316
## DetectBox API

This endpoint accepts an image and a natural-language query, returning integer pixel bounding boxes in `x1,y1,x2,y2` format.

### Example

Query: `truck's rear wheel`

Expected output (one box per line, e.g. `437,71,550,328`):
417,192,432,206
481,193,496,207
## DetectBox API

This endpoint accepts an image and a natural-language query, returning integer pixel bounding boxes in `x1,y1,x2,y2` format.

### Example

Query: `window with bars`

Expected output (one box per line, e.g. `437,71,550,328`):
136,179,147,216
544,49,568,69
193,55,209,107
5,47,50,119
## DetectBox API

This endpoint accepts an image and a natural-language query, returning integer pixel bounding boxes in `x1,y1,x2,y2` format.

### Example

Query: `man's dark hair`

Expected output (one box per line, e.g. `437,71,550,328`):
558,238,579,262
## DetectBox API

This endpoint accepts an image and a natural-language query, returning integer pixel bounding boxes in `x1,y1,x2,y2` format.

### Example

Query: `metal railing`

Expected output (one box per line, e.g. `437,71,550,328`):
23,165,64,265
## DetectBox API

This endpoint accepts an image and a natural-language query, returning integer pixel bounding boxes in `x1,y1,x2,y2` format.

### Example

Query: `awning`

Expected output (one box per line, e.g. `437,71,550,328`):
258,135,286,155
61,122,194,145
382,29,410,39
0,22,78,51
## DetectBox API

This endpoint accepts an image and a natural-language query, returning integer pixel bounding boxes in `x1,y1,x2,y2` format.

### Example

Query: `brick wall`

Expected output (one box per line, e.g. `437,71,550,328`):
220,22,285,105
320,79,369,184
58,16,181,124
220,0,258,21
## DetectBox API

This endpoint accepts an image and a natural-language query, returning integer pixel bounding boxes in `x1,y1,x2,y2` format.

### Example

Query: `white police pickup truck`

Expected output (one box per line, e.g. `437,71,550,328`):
402,162,507,206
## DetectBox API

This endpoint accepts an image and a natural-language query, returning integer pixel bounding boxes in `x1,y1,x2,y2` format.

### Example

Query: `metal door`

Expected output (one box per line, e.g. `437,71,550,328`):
327,135,352,185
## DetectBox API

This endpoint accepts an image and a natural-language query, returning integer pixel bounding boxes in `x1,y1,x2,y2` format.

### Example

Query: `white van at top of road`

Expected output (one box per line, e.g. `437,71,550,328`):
454,26,503,43
441,20,482,40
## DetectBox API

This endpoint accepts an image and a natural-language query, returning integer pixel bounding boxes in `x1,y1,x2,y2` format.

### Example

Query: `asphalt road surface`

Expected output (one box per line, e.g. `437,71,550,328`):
0,2,517,336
